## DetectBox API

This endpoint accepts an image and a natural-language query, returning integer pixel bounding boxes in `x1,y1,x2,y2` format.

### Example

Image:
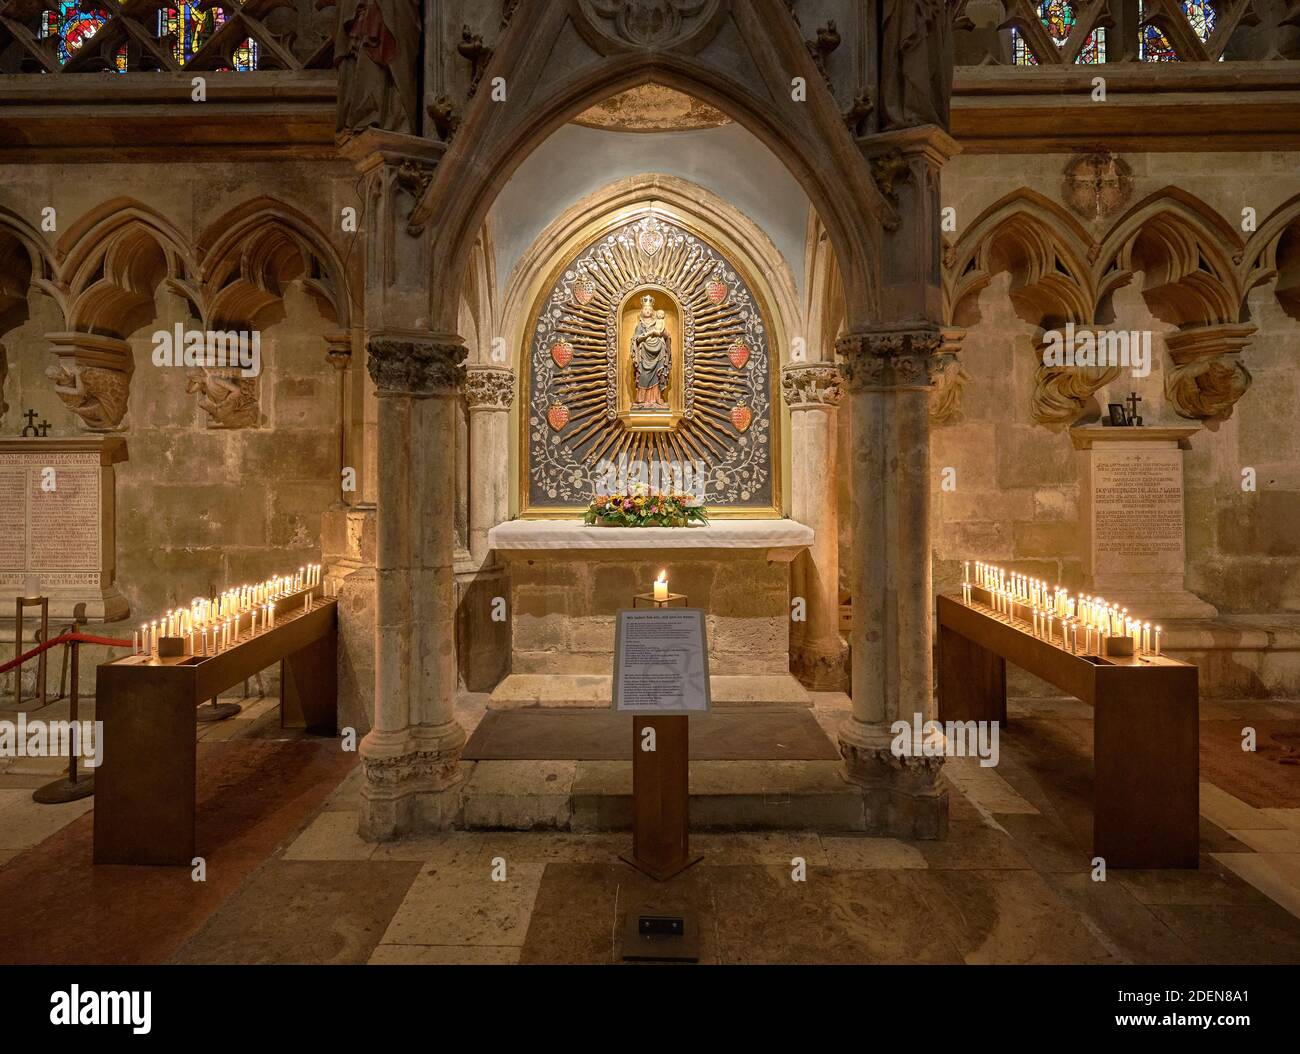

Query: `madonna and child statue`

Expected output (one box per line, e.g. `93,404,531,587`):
631,293,671,410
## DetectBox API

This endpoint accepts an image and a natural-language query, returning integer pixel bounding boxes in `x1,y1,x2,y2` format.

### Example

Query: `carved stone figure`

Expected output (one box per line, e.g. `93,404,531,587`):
631,294,671,408
186,368,260,430
334,0,421,136
878,0,955,130
45,362,130,431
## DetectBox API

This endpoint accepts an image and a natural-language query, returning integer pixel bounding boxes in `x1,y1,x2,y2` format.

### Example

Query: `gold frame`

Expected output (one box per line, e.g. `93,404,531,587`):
517,201,784,520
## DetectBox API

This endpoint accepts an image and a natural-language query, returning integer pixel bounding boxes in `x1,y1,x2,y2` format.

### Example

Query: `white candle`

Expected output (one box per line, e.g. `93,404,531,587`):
653,571,668,602
1154,626,1162,656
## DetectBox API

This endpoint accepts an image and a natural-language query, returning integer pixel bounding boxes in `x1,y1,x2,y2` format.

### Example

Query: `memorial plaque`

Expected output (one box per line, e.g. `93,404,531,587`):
1072,427,1216,619
1090,447,1184,577
0,437,128,620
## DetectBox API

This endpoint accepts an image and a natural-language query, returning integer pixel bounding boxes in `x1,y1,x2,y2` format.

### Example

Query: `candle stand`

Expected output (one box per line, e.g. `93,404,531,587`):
93,585,337,866
939,587,1198,868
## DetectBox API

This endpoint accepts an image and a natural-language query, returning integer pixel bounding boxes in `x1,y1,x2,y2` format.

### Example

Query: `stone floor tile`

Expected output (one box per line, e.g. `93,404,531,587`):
913,869,1119,965
282,810,375,861
1146,902,1300,965
368,943,520,965
171,860,421,965
1212,852,1300,919
1224,827,1300,854
0,794,94,851
1199,782,1286,831
379,859,546,947
691,831,829,867
820,835,927,869
915,820,1031,870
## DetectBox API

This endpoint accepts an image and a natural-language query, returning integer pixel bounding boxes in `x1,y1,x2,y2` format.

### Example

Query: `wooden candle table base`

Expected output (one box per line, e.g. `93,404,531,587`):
938,591,1198,869
93,590,337,866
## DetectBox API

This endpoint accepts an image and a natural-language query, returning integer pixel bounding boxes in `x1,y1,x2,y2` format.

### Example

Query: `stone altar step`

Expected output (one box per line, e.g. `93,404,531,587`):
489,673,811,708
457,758,867,832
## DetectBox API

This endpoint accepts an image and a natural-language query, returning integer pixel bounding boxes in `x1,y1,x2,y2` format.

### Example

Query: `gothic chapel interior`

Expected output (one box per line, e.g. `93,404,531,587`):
1,0,1300,974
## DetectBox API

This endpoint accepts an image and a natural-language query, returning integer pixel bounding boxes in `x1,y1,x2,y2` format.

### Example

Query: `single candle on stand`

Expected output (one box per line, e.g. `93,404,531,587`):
653,570,668,602
1155,625,1162,656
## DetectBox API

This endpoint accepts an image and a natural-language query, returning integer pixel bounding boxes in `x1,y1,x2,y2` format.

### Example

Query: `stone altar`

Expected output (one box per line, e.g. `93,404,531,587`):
0,436,129,621
487,519,812,706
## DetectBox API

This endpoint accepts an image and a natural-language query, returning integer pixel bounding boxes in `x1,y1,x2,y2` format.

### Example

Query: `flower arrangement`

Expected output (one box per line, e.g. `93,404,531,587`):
584,482,708,527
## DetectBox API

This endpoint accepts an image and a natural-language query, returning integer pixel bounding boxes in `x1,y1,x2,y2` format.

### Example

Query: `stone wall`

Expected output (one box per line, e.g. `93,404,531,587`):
506,551,789,677
0,161,359,692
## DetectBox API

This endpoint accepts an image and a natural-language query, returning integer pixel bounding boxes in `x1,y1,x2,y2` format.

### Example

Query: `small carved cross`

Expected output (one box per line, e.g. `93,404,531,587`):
1125,391,1143,424
20,408,40,437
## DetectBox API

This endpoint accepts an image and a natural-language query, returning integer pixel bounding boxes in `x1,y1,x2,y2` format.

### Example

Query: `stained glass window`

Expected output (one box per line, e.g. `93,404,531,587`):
157,4,223,66
1011,1,1106,65
1141,1,1216,62
230,38,258,72
40,2,116,66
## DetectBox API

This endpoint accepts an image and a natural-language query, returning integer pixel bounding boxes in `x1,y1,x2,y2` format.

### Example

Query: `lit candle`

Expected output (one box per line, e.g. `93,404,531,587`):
1154,625,1162,656
269,601,275,628
653,571,668,602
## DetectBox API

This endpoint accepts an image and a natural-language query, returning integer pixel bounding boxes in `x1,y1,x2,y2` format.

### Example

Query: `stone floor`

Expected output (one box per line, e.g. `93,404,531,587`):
1,690,1299,964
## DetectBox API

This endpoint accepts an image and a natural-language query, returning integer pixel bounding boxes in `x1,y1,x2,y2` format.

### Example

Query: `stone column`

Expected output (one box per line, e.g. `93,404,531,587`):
359,335,467,839
781,362,847,689
464,365,515,566
838,327,946,838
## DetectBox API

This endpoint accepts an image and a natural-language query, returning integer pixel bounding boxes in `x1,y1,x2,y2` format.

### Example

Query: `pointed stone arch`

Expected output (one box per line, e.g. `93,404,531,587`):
46,198,198,431
1242,192,1300,321
55,197,198,338
946,189,1096,328
944,189,1104,426
196,197,353,331
1097,187,1252,422
412,0,886,336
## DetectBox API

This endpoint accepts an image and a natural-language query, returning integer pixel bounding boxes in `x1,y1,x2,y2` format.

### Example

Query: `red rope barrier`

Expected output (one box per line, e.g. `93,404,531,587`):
0,630,133,675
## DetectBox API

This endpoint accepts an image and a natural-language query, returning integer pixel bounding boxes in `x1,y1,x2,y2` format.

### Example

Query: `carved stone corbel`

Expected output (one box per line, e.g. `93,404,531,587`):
186,367,260,429
1029,329,1120,427
929,327,970,424
1164,323,1255,422
44,332,134,432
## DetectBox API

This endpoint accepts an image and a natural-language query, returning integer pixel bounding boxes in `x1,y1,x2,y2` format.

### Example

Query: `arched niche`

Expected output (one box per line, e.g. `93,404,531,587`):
498,174,799,519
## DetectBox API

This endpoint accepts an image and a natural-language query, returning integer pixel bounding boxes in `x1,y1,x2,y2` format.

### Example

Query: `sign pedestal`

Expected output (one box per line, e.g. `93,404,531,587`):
621,714,701,881
614,602,710,883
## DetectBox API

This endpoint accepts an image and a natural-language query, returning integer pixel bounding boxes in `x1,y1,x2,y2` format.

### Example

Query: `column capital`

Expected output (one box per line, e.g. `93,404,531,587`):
781,361,844,410
463,364,516,410
836,324,944,392
366,335,466,397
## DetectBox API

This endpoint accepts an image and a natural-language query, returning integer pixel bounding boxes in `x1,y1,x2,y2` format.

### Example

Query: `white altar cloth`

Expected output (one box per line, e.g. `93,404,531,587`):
488,518,813,559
